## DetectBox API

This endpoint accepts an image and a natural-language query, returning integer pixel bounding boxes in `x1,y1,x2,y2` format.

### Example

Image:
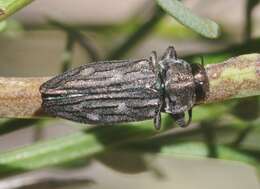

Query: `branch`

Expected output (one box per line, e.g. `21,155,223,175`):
0,77,48,118
0,54,258,174
0,54,259,118
204,53,260,103
49,19,100,62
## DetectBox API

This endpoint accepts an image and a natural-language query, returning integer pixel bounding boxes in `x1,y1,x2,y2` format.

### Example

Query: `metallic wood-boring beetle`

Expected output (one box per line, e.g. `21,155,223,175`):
40,46,208,130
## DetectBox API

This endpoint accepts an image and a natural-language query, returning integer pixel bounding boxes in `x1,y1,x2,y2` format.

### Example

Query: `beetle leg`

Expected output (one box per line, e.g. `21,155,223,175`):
162,46,177,60
150,50,165,130
172,109,192,128
154,95,163,130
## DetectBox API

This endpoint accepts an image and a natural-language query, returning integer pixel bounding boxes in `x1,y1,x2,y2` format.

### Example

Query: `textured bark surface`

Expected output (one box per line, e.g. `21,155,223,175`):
204,54,260,104
0,77,49,118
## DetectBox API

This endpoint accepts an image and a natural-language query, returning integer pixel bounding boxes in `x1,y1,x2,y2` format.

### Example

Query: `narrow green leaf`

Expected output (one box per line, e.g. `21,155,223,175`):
0,131,104,173
156,0,221,38
0,120,168,174
161,142,259,167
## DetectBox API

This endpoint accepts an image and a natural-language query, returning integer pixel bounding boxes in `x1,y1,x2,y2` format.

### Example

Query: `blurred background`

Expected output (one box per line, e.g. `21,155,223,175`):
0,0,260,188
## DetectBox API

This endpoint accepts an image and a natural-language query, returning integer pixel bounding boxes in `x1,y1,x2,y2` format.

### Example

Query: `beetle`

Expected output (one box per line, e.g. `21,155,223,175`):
40,46,208,130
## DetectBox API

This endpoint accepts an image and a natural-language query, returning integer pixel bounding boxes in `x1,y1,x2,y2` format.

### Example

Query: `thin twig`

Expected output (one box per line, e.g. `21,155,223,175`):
244,0,260,42
61,33,75,72
107,6,165,59
49,19,99,62
200,121,218,158
0,54,259,118
0,77,49,118
231,124,255,147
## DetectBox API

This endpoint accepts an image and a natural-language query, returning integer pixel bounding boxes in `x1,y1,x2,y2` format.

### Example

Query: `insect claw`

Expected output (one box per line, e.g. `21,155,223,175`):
177,118,186,128
172,112,191,128
153,94,164,130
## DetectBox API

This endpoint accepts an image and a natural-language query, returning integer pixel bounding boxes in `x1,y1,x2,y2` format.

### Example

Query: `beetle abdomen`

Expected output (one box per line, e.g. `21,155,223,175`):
40,59,160,124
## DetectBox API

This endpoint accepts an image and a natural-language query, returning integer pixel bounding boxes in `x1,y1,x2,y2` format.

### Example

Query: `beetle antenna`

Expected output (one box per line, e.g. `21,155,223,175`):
162,46,178,60
149,51,157,73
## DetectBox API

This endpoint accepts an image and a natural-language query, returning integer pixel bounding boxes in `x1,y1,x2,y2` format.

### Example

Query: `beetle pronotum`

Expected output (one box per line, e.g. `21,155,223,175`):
40,46,208,129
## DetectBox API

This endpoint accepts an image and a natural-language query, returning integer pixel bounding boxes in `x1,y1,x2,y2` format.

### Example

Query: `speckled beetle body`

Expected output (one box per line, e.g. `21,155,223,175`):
40,46,208,130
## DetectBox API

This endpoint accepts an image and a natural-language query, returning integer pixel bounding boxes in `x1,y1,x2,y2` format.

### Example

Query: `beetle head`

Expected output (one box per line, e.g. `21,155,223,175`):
159,47,196,114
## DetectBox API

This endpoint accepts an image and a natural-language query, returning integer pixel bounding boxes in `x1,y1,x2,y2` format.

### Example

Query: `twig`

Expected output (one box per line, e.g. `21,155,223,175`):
200,121,218,158
61,33,75,72
244,0,260,42
0,77,49,118
107,6,165,59
231,124,255,147
0,54,259,118
49,19,99,62
203,53,260,103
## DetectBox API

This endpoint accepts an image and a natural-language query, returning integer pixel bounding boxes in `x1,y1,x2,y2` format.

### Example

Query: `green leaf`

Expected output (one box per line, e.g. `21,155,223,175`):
156,0,221,38
0,0,34,21
160,142,259,167
0,120,171,174
0,131,104,173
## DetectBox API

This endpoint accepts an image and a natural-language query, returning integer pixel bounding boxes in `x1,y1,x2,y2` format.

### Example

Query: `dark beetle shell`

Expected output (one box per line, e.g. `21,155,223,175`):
40,59,160,124
40,46,208,129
